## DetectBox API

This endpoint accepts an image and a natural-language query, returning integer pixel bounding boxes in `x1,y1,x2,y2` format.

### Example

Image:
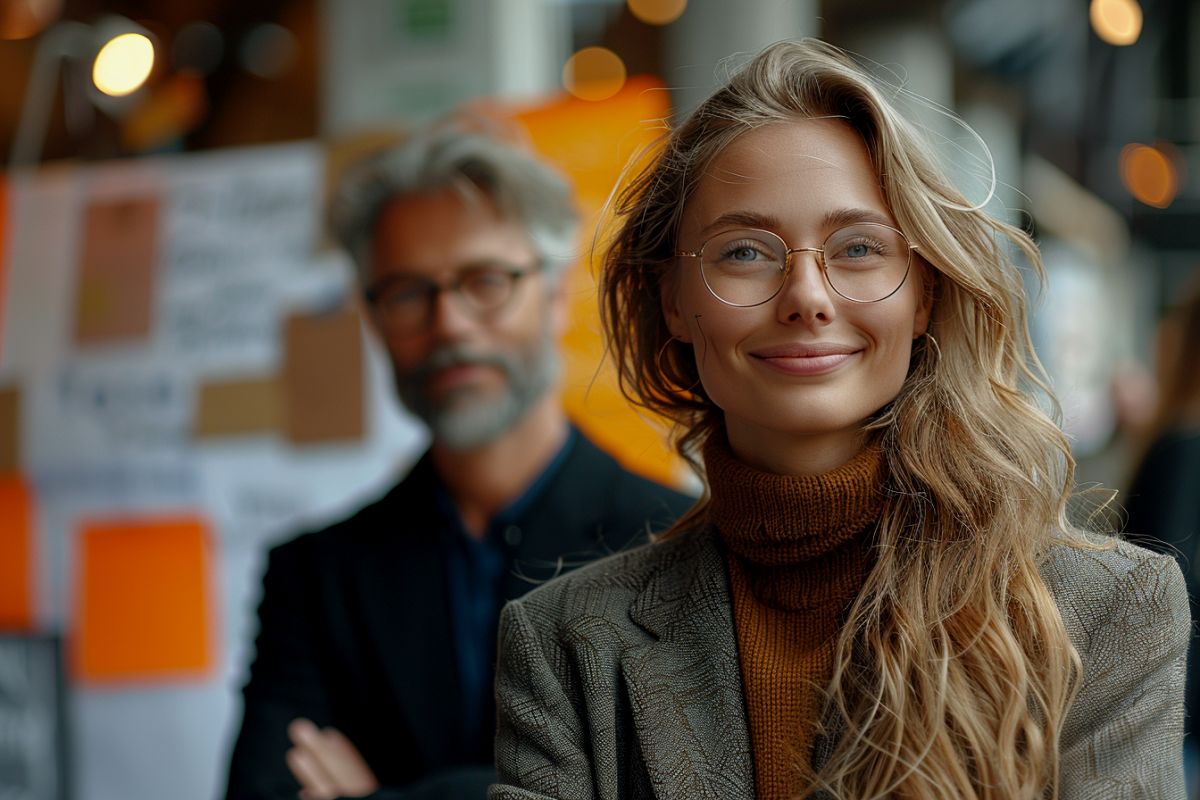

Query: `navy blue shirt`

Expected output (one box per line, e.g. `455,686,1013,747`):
435,428,577,754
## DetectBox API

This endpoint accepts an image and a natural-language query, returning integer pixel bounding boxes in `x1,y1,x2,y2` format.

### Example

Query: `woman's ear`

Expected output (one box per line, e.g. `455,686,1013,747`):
661,274,692,343
911,261,936,339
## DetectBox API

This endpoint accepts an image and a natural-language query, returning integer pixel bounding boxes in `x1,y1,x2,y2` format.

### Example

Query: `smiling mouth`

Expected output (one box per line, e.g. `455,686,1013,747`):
752,347,860,376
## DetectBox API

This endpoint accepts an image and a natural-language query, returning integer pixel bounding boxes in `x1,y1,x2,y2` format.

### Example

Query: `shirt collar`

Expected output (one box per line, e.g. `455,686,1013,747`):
433,425,579,544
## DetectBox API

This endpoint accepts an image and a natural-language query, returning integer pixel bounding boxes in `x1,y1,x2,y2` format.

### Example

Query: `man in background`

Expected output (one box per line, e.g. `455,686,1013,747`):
223,123,692,800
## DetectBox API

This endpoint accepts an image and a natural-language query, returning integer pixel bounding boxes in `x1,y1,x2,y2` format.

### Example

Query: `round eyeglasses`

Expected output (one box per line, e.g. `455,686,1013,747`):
365,261,540,334
677,223,916,306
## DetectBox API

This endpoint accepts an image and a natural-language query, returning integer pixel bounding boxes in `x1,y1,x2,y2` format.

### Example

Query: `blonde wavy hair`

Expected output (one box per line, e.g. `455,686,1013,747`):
599,39,1084,799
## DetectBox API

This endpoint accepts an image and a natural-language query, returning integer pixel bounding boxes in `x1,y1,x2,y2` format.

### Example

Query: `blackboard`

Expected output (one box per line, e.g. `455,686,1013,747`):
0,634,68,800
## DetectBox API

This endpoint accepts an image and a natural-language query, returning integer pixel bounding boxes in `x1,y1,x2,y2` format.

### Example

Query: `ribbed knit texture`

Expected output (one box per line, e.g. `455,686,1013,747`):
705,431,885,800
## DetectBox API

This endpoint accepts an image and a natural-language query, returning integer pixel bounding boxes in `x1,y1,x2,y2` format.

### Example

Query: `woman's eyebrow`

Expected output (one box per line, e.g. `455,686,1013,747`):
697,207,896,238
821,207,896,228
697,210,784,236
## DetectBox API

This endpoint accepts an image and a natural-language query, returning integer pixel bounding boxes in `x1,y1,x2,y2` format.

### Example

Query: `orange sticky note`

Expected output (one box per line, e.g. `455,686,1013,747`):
0,476,35,630
75,515,213,682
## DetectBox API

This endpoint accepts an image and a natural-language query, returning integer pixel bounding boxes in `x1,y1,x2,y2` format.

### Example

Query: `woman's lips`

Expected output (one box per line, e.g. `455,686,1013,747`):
751,343,859,376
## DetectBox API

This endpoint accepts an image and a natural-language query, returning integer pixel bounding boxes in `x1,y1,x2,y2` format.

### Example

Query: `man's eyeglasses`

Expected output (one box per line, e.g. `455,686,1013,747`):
365,261,540,334
677,223,916,307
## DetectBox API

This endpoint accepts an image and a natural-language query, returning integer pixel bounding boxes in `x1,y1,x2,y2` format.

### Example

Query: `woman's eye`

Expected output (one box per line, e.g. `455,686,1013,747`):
721,241,770,261
832,239,886,261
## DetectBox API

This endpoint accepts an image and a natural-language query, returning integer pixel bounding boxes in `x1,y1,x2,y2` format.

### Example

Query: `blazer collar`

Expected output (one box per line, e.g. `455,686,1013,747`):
623,527,756,800
501,428,630,594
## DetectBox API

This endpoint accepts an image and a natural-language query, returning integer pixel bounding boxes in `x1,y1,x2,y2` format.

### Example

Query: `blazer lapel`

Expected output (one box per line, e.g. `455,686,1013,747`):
501,430,611,596
621,528,755,800
353,461,465,766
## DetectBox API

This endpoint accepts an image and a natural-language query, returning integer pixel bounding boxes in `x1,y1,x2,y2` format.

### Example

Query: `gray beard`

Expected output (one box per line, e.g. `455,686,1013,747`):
393,328,559,451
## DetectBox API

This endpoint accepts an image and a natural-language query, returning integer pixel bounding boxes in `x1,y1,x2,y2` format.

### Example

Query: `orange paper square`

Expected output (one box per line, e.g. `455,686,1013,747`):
75,515,213,682
0,475,34,629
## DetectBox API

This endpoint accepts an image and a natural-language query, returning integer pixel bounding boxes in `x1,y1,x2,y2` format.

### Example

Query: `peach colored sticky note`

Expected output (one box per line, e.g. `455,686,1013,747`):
75,516,213,682
0,475,35,630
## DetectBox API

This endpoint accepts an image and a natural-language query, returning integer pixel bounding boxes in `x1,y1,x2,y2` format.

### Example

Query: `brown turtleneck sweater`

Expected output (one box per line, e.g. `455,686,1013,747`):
705,432,884,800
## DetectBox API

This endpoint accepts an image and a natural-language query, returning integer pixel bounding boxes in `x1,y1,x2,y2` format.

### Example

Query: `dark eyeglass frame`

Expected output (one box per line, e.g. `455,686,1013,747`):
364,260,542,333
676,222,918,307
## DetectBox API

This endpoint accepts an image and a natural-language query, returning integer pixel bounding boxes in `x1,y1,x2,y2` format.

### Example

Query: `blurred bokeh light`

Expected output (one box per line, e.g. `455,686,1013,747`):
92,31,155,97
1119,142,1183,208
239,22,298,80
627,0,687,26
562,46,626,101
1089,0,1143,46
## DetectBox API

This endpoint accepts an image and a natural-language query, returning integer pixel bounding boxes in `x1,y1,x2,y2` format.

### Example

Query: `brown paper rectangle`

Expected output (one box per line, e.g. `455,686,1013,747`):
0,384,18,472
281,308,364,443
73,197,160,345
194,376,282,438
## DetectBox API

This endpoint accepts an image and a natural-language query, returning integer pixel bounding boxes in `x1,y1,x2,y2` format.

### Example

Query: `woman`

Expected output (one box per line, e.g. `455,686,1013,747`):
491,39,1189,800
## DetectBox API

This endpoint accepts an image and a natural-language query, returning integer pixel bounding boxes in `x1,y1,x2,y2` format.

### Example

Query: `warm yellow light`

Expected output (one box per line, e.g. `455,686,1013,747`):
1090,0,1143,46
627,0,687,25
1119,143,1181,208
562,47,626,102
92,32,155,96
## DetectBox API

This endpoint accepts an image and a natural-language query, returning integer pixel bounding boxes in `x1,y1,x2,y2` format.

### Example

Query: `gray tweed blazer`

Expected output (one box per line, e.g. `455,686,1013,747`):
490,526,1190,800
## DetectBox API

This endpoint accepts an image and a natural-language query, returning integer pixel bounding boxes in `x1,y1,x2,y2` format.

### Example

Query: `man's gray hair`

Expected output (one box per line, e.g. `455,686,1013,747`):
330,124,580,285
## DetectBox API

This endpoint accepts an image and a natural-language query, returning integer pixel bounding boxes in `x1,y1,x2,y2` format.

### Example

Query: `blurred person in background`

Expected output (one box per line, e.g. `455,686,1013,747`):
1124,269,1200,796
223,123,692,800
490,39,1189,800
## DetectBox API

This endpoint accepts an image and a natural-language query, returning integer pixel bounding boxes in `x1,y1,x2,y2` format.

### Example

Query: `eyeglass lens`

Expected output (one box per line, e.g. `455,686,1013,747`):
370,266,525,332
698,223,911,305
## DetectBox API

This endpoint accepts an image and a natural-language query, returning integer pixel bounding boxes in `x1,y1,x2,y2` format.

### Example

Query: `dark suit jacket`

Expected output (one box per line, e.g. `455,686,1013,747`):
224,431,692,800
1124,428,1200,737
491,525,1190,800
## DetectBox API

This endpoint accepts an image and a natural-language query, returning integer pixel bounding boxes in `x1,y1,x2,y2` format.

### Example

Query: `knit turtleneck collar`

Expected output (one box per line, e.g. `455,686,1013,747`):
705,428,885,609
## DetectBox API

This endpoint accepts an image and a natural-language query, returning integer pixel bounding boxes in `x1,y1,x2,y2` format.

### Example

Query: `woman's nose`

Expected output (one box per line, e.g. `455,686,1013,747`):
775,250,836,326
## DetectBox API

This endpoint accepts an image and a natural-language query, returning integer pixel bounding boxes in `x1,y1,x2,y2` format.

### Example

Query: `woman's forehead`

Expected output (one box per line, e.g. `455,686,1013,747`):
703,119,872,181
683,119,889,233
